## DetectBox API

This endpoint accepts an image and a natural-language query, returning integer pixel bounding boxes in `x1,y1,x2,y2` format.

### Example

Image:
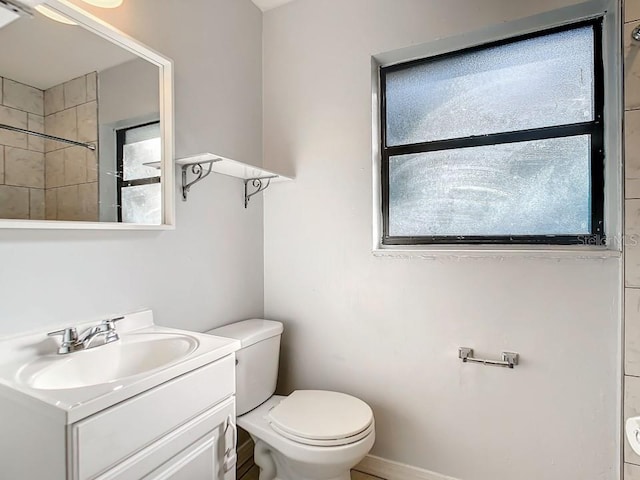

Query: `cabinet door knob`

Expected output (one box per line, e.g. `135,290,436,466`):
223,415,237,472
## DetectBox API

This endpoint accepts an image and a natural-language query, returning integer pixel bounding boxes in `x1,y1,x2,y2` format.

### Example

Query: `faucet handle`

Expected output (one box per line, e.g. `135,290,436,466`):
47,327,78,344
48,328,79,353
101,316,125,330
101,316,124,344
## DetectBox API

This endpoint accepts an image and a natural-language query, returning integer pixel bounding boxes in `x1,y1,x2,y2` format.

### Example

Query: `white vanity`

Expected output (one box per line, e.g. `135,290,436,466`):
0,311,240,480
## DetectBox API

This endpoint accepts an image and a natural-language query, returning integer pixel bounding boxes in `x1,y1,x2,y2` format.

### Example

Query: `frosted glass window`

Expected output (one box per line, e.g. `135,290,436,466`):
380,21,604,245
388,136,591,237
384,26,594,146
121,183,162,225
123,123,162,181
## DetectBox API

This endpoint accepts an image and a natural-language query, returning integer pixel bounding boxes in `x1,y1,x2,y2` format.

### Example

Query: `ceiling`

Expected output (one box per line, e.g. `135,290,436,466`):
0,10,137,90
251,0,297,12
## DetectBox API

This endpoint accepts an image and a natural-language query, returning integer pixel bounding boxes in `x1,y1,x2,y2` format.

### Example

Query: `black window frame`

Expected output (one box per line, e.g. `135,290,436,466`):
116,121,162,223
379,19,605,246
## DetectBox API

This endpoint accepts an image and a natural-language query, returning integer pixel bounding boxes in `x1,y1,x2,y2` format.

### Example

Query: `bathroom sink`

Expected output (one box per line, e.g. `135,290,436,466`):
17,333,199,390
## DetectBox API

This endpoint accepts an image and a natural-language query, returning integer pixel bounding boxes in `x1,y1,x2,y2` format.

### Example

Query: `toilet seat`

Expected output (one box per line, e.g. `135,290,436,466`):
266,390,374,447
269,417,375,446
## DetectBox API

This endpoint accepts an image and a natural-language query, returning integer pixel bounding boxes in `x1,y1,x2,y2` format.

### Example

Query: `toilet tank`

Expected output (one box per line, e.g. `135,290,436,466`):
207,319,283,415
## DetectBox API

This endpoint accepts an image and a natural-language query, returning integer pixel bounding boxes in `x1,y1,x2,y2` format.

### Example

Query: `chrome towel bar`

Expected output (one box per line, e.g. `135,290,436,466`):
458,347,519,369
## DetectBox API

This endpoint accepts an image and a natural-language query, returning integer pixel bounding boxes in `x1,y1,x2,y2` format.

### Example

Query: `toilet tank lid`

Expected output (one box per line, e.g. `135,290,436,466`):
207,319,283,348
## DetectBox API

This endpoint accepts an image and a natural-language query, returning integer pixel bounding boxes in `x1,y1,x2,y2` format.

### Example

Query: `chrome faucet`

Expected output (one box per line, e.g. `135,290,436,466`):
47,317,124,355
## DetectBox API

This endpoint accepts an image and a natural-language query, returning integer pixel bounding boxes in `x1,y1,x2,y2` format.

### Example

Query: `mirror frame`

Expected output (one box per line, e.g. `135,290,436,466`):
0,0,175,230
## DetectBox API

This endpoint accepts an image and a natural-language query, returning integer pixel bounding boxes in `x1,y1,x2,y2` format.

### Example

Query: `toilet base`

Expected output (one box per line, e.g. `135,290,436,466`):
253,437,359,480
263,474,350,480
262,474,351,480
261,473,350,480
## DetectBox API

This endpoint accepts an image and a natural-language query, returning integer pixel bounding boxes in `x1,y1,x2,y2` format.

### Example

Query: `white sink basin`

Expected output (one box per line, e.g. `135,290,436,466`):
17,333,199,390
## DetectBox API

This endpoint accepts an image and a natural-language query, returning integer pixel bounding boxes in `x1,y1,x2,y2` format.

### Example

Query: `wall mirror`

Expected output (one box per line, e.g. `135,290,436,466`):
0,0,174,229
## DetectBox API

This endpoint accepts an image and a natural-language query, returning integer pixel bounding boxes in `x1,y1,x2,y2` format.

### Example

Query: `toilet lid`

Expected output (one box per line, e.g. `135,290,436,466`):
267,390,373,445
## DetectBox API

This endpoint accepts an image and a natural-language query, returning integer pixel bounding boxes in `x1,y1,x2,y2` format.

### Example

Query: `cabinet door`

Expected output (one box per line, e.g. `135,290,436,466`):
143,432,221,480
145,418,236,480
73,356,235,480
95,398,236,480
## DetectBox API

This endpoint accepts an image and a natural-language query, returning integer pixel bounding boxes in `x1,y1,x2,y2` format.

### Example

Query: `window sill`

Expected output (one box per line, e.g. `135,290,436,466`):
372,245,621,260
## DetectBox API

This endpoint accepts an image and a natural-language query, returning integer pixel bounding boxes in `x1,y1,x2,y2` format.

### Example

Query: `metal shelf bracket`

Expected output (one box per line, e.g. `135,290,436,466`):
244,176,276,208
181,159,218,201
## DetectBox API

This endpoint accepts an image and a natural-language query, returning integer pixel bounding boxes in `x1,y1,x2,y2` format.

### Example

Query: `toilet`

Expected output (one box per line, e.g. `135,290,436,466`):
208,319,375,480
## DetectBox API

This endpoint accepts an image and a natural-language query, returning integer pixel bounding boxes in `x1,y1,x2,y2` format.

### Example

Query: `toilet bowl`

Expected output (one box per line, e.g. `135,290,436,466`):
239,395,375,480
208,319,375,480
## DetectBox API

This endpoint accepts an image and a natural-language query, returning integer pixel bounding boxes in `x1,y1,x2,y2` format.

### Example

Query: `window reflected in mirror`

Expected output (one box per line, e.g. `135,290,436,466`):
117,122,161,225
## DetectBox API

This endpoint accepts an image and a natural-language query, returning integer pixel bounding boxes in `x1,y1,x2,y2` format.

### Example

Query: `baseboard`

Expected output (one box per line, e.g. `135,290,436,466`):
237,439,254,467
355,455,460,480
237,441,458,480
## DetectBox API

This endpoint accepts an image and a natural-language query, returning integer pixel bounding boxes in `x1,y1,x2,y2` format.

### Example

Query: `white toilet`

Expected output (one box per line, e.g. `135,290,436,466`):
208,319,375,480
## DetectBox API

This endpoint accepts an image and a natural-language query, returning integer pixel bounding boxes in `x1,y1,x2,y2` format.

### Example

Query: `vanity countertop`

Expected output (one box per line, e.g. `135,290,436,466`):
0,310,240,424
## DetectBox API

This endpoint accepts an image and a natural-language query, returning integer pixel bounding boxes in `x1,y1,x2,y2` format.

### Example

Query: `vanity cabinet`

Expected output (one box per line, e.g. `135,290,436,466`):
0,352,237,480
71,354,236,480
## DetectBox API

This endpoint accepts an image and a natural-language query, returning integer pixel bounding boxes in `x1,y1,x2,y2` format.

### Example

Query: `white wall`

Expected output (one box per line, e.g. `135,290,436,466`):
98,58,161,222
99,58,159,127
262,1,620,479
0,0,265,336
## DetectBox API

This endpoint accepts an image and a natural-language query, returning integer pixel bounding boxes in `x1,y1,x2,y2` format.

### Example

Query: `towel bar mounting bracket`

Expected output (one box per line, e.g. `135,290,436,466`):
458,347,519,369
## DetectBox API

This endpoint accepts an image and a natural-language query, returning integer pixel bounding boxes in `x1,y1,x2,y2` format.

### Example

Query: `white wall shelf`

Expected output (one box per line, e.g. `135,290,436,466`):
176,153,292,207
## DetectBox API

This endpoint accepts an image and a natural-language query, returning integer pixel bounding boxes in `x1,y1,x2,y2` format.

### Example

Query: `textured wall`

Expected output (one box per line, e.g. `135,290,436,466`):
44,73,98,222
0,76,45,219
624,0,640,478
262,1,620,479
0,0,265,336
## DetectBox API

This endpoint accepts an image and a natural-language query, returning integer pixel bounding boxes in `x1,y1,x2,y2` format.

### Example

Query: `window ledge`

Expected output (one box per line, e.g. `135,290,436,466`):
372,245,621,260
